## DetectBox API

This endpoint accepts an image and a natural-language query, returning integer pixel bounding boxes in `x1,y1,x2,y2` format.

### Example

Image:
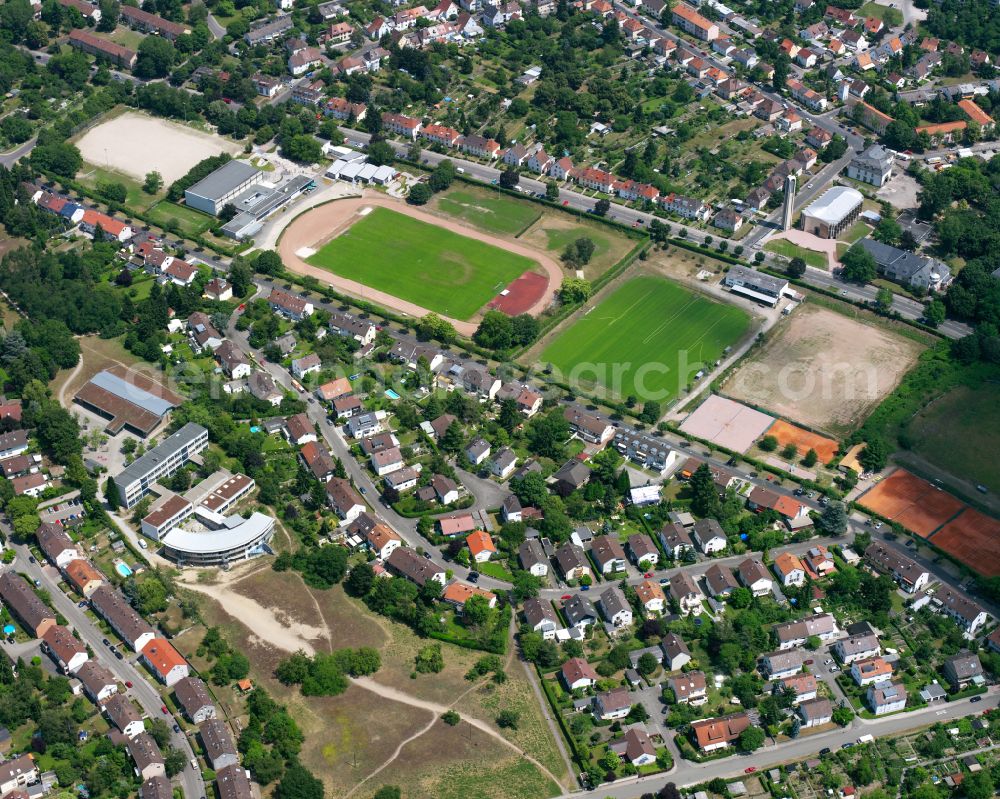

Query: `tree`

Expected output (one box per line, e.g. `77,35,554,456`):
924,299,946,327
832,705,854,726
442,710,460,725
787,257,807,278
499,167,520,189
815,501,848,536
874,216,902,246
345,563,375,597
143,171,163,194
366,141,395,166
689,463,720,518
496,709,519,729
875,286,894,314
255,250,284,276
407,182,432,205
594,198,610,216
759,435,778,452
559,278,592,304
738,726,765,752
164,747,187,777
841,244,877,283
282,135,323,164
428,160,457,193
637,652,659,675
546,181,559,201
639,401,660,424
802,448,818,467
962,770,994,799
275,764,324,799
474,310,514,351
781,443,798,460
373,789,401,799
859,437,888,472
135,36,175,79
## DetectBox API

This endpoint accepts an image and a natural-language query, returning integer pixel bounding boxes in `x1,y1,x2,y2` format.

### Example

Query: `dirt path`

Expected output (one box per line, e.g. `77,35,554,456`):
179,575,327,655
57,343,86,408
275,193,564,335
349,676,564,790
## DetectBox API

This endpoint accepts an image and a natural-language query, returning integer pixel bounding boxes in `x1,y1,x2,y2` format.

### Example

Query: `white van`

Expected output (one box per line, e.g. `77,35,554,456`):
857,734,875,744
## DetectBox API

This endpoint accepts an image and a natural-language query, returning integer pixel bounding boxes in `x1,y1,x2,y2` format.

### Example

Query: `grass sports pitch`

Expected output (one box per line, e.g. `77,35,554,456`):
305,207,534,320
540,276,751,402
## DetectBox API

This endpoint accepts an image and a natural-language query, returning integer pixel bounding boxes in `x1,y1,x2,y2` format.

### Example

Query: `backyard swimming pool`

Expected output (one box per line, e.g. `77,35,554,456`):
385,389,400,400
115,562,133,578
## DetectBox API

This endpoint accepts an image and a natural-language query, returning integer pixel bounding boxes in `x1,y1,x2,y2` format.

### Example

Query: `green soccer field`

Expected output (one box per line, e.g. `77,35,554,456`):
434,188,541,236
540,276,751,403
305,207,536,320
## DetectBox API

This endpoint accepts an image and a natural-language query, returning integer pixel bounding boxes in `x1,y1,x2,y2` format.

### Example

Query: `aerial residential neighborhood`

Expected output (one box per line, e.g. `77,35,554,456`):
1,0,1000,796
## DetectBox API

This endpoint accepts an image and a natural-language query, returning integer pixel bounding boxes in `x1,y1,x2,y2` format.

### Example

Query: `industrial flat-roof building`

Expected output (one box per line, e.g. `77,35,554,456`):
113,423,209,508
184,161,264,216
219,175,314,240
74,365,184,437
800,185,863,238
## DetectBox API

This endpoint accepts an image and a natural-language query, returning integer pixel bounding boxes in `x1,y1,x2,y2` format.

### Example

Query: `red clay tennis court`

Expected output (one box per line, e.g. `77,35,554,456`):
931,508,1000,577
487,270,548,315
767,419,839,464
859,469,965,538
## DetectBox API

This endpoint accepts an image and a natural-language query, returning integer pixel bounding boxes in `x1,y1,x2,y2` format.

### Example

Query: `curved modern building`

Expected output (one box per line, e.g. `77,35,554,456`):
161,512,274,567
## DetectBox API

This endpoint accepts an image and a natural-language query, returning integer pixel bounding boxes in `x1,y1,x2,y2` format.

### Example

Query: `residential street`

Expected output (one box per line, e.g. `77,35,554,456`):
4,541,205,799
557,690,999,799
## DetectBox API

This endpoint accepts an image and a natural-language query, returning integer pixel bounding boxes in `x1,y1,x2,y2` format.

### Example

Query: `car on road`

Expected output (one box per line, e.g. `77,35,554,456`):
125,681,132,688
33,579,41,587
28,556,35,563
561,594,572,600
971,696,983,703
468,572,479,583
77,601,87,608
359,486,366,494
804,659,814,665
423,552,432,560
842,742,855,749
580,584,590,591
841,289,848,295
659,578,669,585
102,638,110,647
161,706,169,715
114,651,123,660
138,539,147,550
829,665,840,672
173,724,181,733
820,747,832,755
644,572,653,578
745,767,756,774
562,200,569,206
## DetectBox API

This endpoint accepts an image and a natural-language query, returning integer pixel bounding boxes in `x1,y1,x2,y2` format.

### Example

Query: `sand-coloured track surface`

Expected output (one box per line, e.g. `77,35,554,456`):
277,194,562,335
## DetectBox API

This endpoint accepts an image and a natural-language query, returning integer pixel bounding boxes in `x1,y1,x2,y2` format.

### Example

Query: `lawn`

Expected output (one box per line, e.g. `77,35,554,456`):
146,201,214,236
908,383,1000,494
764,238,828,268
434,188,542,236
539,275,751,403
306,207,535,320
77,163,152,211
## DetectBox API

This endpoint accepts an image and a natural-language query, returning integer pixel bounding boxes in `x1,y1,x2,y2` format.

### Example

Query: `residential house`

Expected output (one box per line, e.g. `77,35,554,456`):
199,719,239,770
42,625,89,673
593,687,633,720
798,697,833,727
127,734,165,781
301,441,337,481
692,518,727,554
517,539,549,577
0,571,55,638
867,682,906,715
803,545,837,578
636,580,666,614
141,638,189,687
669,671,708,705
77,661,118,703
661,633,692,671
561,657,599,690
563,594,597,629
847,144,894,187
780,673,818,704
627,534,659,568
691,713,751,752
659,523,694,560
591,535,627,575
523,597,559,640
834,634,881,665
563,407,614,444
490,448,518,480
437,513,477,537
365,524,402,560
466,530,496,563
865,543,929,593
36,522,79,569
174,677,216,724
465,438,491,466
773,552,807,587
291,353,321,379
616,727,657,767
737,558,773,596
0,755,38,796
760,649,806,679
851,657,893,686
325,478,365,524
552,460,591,497
704,564,740,598
669,572,705,616
554,543,591,581
774,613,838,649
247,372,283,406
90,586,155,652
458,134,500,159
386,547,446,586
501,493,522,523
598,585,633,630
284,413,316,446
431,474,459,505
932,586,987,634
105,694,145,738
943,652,984,690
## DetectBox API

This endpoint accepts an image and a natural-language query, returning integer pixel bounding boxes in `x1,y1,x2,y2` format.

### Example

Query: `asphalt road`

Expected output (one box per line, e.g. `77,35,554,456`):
5,543,205,799
557,690,999,799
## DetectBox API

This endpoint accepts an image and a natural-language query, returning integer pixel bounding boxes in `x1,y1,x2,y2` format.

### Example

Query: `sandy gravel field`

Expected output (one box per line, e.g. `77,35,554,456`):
75,111,242,184
723,305,923,435
276,193,562,335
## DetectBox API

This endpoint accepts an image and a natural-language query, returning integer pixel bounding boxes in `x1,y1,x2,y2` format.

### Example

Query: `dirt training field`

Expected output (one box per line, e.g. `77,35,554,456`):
766,419,840,464
931,508,1000,577
723,305,923,435
277,195,562,334
74,111,242,184
859,469,965,538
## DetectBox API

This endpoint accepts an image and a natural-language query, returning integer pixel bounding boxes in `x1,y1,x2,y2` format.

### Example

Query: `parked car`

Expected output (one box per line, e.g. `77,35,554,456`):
161,706,169,715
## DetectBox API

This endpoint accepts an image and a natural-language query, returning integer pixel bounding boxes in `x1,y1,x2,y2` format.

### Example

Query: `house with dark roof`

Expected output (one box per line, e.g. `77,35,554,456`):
593,687,633,720
199,718,239,770
943,652,984,690
704,564,740,598
551,460,590,496
858,238,951,292
627,533,658,567
659,522,694,559
0,571,55,638
661,633,692,671
669,670,708,705
174,676,216,724
523,597,559,639
591,535,627,575
561,657,599,690
563,594,597,629
598,585,633,630
554,543,591,580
